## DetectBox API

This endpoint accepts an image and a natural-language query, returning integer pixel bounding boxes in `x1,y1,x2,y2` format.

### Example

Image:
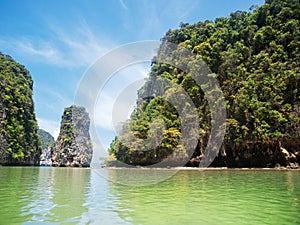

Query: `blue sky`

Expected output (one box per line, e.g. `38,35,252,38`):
0,0,265,161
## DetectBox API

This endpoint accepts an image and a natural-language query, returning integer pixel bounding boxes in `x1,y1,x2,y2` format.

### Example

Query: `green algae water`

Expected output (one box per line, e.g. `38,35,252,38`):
0,167,299,225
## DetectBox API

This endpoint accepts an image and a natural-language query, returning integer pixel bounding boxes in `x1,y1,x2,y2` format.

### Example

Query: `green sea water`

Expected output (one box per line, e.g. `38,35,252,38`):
0,167,299,225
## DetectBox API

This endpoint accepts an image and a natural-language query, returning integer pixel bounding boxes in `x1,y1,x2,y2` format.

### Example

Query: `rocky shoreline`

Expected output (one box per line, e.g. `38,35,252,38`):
106,143,300,169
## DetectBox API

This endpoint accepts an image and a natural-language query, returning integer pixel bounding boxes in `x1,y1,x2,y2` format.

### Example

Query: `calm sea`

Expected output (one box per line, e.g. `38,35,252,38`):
0,167,299,225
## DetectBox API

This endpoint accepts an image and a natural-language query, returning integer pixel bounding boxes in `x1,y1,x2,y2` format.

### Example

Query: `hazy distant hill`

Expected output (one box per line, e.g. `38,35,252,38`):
38,129,55,150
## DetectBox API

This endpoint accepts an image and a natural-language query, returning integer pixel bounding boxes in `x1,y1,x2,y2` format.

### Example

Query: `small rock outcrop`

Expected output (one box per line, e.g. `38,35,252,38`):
38,129,54,166
52,106,93,167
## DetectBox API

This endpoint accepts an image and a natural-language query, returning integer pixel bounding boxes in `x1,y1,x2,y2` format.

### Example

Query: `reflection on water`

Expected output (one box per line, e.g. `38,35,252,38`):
21,167,56,223
80,169,131,224
48,168,89,223
0,167,129,225
0,167,39,224
0,167,91,224
0,167,299,225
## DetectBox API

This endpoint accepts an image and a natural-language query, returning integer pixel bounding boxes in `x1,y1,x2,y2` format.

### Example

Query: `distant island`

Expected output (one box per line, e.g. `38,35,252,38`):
107,0,300,168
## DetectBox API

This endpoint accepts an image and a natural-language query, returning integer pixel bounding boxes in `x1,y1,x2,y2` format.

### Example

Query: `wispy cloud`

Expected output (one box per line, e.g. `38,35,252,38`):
45,88,73,106
0,1,197,69
119,0,128,10
0,20,112,68
48,19,111,66
0,37,71,66
119,0,199,40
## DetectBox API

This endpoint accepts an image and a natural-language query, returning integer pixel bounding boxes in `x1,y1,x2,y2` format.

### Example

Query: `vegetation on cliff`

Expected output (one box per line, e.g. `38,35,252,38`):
108,0,300,167
52,105,93,167
0,52,41,165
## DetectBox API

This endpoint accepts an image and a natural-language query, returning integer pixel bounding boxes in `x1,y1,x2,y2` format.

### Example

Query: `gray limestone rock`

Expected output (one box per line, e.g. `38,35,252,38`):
52,106,93,167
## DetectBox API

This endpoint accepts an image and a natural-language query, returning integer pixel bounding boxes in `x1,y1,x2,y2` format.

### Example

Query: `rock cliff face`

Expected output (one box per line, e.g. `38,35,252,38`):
0,52,41,165
38,129,54,166
52,106,93,167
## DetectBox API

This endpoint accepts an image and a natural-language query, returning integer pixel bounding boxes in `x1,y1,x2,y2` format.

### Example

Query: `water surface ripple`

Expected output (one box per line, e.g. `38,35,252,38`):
0,167,299,225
